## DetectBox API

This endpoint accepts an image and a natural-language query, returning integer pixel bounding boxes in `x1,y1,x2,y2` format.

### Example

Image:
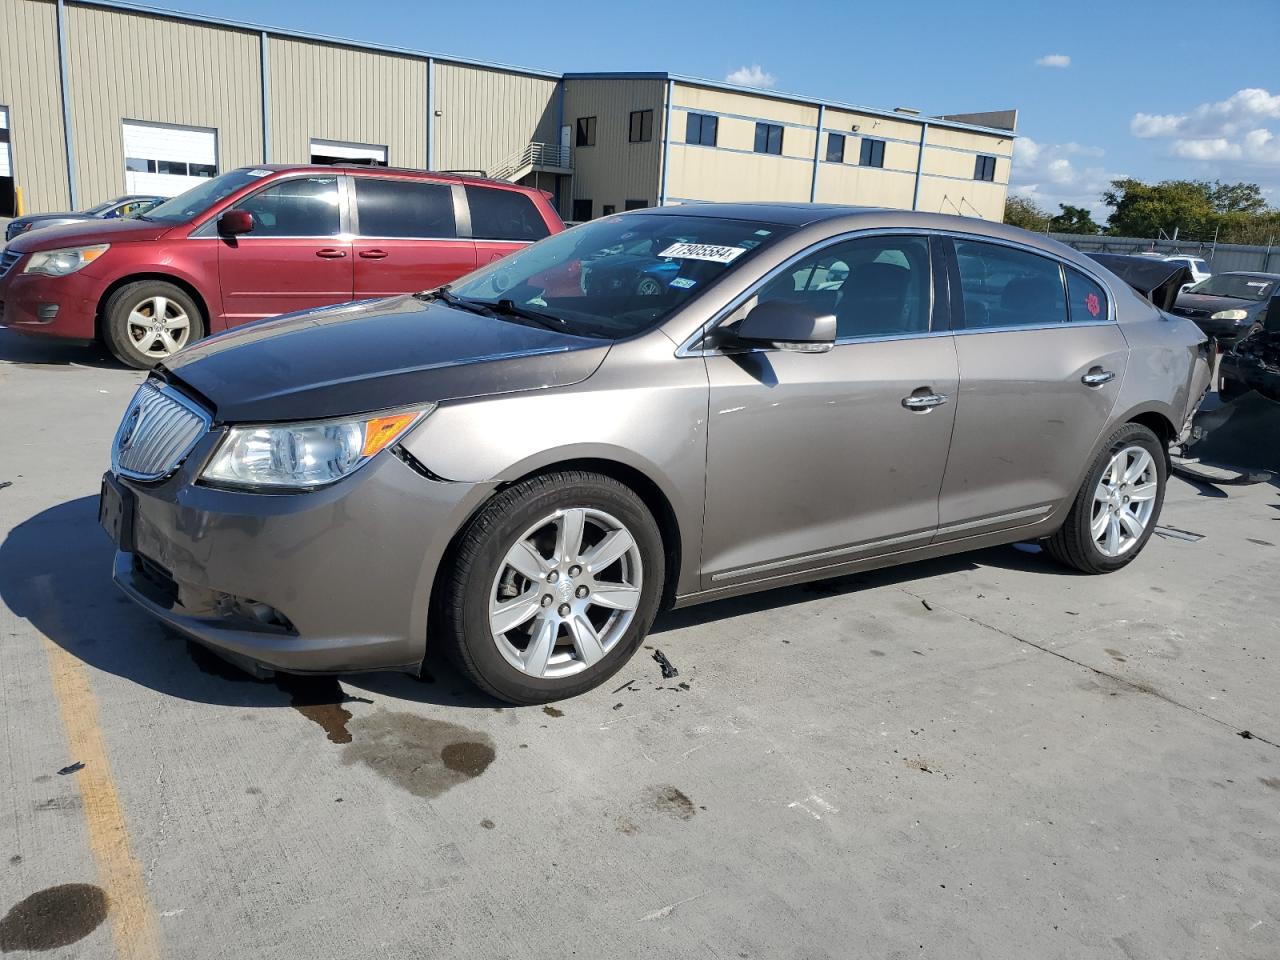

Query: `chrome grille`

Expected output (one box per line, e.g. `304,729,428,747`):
0,249,21,278
111,382,211,481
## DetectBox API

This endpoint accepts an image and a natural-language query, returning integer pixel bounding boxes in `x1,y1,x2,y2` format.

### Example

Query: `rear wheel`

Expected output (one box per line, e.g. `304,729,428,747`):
438,471,665,704
1044,423,1166,574
103,280,205,369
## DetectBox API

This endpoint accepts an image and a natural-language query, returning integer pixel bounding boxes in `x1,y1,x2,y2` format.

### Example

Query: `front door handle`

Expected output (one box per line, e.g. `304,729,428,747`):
359,249,388,260
1081,369,1115,386
902,392,950,411
316,248,347,259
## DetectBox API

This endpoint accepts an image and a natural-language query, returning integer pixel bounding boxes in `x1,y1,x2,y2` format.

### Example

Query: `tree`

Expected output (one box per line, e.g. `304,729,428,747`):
1102,178,1216,238
1209,181,1266,216
1048,204,1101,235
1003,195,1049,232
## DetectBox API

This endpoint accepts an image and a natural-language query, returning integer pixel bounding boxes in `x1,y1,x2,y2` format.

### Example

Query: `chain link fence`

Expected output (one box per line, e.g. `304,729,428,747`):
1048,232,1280,274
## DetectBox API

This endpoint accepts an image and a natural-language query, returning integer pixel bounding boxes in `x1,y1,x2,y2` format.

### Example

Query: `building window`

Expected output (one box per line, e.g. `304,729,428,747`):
974,154,997,182
825,133,845,163
602,204,616,216
685,112,717,147
310,138,387,166
754,122,783,155
859,138,885,168
629,109,653,143
572,198,593,222
625,199,648,210
575,117,596,148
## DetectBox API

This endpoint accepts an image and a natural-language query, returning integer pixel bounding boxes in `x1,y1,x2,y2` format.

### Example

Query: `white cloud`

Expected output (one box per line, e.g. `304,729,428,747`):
1034,54,1071,68
725,64,776,89
1009,137,1120,220
1130,88,1280,176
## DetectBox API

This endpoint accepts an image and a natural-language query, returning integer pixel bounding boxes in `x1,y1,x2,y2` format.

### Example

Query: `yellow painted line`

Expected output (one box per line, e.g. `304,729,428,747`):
42,634,162,960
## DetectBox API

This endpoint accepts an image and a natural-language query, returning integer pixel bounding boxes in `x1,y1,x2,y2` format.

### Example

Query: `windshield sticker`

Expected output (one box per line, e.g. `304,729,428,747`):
754,229,772,236
1247,281,1268,289
246,169,272,177
658,242,748,264
669,277,697,289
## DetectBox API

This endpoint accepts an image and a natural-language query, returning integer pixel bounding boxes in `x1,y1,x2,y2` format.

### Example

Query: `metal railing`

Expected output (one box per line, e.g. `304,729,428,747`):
491,142,572,182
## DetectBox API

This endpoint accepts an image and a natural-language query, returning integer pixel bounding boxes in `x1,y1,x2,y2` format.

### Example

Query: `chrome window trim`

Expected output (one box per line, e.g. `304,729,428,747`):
676,225,1119,358
111,381,213,482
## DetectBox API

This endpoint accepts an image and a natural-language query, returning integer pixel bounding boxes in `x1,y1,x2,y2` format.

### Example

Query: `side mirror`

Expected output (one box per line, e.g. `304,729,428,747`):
734,300,837,353
217,209,254,236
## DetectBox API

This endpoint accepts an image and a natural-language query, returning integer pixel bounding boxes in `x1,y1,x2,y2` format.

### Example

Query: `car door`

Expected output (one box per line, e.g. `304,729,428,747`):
464,184,552,267
935,237,1128,540
216,175,353,325
700,232,959,588
350,177,477,297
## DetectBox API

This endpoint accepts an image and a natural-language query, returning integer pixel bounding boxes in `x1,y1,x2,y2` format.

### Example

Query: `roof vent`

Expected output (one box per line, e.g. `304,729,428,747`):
893,106,921,116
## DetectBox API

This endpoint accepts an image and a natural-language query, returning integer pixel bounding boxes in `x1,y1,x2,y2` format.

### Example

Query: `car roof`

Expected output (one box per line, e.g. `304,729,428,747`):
244,163,538,192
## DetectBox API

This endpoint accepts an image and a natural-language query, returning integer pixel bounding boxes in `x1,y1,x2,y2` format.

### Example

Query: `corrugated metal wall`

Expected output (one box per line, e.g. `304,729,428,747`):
563,78,664,217
0,0,69,210
432,64,559,175
64,4,263,205
268,38,427,168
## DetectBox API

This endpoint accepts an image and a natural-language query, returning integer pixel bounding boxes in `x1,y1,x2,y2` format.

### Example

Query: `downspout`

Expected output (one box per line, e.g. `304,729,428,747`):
659,79,674,206
911,121,929,211
426,57,435,170
555,78,565,215
56,0,78,208
259,32,270,163
810,103,825,202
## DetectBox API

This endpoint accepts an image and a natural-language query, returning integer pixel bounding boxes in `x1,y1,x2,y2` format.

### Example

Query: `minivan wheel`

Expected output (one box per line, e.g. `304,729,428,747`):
103,280,205,369
439,471,665,704
1044,423,1166,574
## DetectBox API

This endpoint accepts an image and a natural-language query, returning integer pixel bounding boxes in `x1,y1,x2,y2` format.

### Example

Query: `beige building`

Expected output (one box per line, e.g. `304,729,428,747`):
0,0,1014,223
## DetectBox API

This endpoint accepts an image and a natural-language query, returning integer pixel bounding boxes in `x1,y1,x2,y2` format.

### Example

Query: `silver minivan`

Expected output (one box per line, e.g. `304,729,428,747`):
101,205,1212,703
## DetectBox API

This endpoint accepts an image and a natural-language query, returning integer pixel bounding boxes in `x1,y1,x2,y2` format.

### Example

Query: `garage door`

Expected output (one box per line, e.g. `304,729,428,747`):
310,138,387,166
123,121,218,196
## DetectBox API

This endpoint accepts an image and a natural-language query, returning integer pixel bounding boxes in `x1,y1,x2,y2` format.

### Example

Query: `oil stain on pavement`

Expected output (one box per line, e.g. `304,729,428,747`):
648,785,696,820
342,710,496,798
0,884,109,952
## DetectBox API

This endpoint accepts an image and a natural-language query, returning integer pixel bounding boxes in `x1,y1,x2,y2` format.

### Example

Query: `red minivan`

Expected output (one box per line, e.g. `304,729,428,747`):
0,165,563,368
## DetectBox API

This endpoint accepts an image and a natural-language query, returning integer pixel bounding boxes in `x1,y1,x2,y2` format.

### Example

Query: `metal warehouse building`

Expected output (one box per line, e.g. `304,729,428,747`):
0,0,1016,223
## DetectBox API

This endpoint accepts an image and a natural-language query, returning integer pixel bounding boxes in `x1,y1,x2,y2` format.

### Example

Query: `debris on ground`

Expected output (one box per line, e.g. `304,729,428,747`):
1154,525,1205,543
57,762,85,776
678,682,691,691
612,703,624,711
652,648,679,679
612,678,637,693
0,481,12,491
1239,730,1254,740
921,599,933,611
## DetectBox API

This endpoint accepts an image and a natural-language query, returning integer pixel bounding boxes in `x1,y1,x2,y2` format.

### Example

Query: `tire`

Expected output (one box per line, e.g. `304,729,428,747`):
103,280,206,369
1044,423,1167,574
438,471,665,704
635,276,663,296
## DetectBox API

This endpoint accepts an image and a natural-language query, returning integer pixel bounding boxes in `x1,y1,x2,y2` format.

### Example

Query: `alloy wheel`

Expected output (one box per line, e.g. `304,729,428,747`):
1091,445,1158,558
127,296,192,358
488,507,643,678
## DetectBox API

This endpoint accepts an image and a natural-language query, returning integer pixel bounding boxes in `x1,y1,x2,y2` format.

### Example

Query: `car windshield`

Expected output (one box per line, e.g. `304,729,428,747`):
140,169,268,223
82,199,121,216
446,213,793,338
1188,274,1275,300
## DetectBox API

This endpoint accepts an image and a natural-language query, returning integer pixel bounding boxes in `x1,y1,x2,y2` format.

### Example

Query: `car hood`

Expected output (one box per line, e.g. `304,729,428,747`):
1173,292,1260,314
162,295,612,422
11,212,84,225
5,216,174,252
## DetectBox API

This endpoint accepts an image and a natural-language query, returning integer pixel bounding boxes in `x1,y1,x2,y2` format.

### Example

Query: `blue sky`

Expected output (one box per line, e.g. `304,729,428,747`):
169,0,1280,220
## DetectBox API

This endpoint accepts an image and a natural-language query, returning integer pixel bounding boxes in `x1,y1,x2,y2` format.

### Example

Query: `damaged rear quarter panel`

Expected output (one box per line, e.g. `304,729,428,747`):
1114,301,1211,433
398,333,709,597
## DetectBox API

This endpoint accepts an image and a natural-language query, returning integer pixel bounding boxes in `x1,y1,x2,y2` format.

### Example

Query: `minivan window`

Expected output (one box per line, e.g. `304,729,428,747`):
142,168,267,223
1065,267,1109,323
954,239,1067,328
465,186,550,241
234,177,341,237
757,235,931,339
354,178,455,238
447,213,793,338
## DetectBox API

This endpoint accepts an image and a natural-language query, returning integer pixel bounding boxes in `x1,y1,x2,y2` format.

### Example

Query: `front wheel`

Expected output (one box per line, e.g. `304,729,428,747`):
438,471,665,704
103,280,205,369
1044,423,1166,574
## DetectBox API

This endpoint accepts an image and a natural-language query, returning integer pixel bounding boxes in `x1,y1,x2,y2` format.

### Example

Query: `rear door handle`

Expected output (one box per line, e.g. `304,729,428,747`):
359,249,388,260
902,392,950,411
1081,369,1115,386
316,248,347,259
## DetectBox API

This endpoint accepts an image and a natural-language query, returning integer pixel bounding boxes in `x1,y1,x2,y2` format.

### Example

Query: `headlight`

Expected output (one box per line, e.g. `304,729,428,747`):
1210,309,1248,321
200,405,434,490
22,244,110,276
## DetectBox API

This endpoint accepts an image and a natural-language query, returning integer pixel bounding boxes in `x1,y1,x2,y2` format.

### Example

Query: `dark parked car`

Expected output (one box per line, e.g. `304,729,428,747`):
1220,294,1280,401
0,166,562,368
1170,271,1278,343
4,195,163,242
99,205,1210,703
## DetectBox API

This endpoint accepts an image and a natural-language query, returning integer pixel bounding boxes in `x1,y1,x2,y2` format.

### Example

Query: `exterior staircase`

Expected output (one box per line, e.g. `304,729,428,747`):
490,142,572,183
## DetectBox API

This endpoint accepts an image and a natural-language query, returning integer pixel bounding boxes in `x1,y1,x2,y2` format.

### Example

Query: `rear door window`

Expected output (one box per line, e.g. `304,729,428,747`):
465,186,550,241
953,239,1067,328
1065,267,1109,323
354,178,456,238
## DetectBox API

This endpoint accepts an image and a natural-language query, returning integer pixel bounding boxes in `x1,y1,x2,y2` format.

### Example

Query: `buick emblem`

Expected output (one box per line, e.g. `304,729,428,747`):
118,404,143,452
